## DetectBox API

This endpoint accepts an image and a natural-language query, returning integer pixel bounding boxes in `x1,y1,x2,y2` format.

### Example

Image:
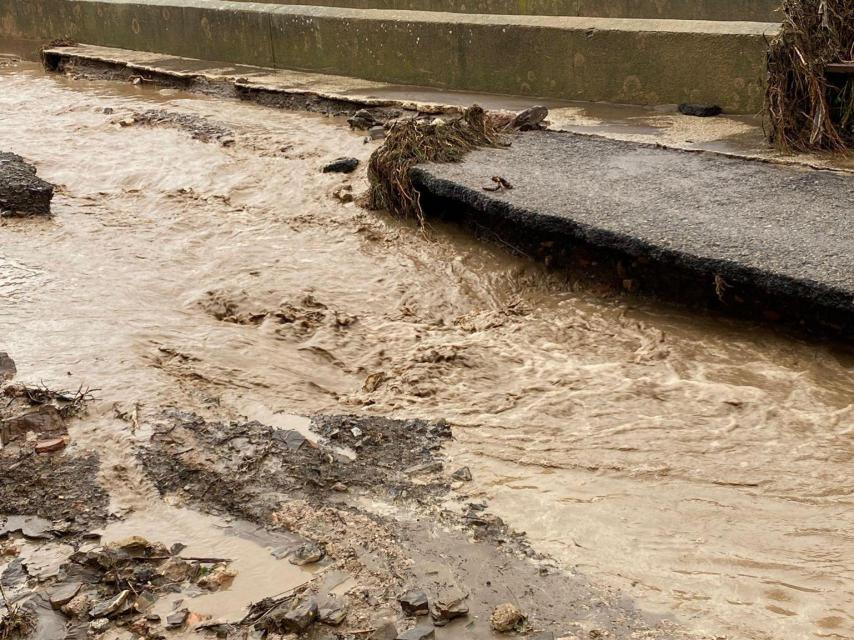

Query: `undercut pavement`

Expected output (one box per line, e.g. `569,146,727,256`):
412,131,854,336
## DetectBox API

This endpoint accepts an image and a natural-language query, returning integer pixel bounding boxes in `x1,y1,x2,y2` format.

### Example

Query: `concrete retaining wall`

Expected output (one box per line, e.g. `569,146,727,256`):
0,0,775,112
223,0,782,22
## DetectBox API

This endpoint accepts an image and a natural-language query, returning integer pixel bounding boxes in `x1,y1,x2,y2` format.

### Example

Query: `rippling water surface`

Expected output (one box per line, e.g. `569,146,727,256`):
1,60,852,640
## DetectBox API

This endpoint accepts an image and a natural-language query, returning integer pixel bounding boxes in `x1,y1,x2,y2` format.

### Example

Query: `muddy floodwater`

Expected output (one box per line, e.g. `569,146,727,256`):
1,58,853,640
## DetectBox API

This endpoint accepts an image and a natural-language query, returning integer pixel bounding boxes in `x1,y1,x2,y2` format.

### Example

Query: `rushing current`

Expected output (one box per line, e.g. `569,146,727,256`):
1,57,852,640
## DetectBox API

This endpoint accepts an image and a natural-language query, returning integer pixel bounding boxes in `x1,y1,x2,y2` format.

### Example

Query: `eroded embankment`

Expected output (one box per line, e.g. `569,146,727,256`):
1,55,852,640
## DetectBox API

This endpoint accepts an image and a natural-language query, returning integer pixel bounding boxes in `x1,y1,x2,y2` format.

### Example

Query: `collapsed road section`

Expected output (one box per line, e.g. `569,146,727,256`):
412,130,854,336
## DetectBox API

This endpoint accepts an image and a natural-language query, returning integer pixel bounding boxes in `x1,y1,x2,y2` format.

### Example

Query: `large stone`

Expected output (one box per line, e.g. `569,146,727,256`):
0,352,16,381
0,152,53,216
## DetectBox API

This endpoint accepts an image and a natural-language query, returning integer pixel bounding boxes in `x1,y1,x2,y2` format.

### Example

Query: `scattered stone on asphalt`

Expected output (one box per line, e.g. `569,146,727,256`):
396,626,436,640
0,352,16,381
289,541,325,565
322,157,360,173
490,602,526,632
166,608,190,629
451,466,472,482
677,103,722,117
398,590,429,616
511,105,549,130
35,437,68,454
0,151,54,216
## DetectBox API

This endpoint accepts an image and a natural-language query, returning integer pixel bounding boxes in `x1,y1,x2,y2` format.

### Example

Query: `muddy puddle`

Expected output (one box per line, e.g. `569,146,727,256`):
1,56,853,640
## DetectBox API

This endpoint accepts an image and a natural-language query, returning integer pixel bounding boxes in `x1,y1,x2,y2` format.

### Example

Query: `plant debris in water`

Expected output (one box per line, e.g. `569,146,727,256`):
765,0,854,151
367,105,505,223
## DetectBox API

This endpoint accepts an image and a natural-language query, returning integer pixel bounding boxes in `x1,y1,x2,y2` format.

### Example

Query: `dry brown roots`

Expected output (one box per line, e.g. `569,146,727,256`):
367,105,505,223
765,0,854,152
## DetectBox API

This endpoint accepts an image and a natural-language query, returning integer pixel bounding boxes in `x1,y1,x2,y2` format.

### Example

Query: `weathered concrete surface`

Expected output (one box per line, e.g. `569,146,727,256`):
0,0,776,111
226,0,782,22
412,131,854,330
0,151,53,215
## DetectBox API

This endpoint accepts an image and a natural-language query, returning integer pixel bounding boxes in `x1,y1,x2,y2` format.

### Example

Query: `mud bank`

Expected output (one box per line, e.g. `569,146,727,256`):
0,360,684,640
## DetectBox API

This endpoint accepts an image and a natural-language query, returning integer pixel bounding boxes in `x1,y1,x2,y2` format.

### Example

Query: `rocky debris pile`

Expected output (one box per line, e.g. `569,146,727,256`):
0,535,236,640
116,110,235,146
0,355,92,449
240,588,348,635
0,152,54,217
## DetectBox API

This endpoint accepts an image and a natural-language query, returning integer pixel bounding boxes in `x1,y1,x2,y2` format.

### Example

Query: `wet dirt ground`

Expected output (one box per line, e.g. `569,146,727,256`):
1,54,853,640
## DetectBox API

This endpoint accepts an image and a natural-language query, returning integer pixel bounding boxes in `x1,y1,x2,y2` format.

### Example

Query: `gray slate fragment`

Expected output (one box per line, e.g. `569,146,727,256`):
396,627,435,640
451,466,472,482
398,590,429,616
281,599,318,632
272,428,307,450
511,105,549,130
166,608,190,629
89,590,131,618
47,581,82,608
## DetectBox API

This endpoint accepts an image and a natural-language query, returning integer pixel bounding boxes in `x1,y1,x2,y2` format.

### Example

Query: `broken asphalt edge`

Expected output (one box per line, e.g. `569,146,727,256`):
410,148,854,340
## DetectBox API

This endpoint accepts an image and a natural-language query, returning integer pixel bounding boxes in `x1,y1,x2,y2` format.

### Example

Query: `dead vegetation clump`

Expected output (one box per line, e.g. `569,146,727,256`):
0,589,35,640
367,105,505,223
765,0,854,151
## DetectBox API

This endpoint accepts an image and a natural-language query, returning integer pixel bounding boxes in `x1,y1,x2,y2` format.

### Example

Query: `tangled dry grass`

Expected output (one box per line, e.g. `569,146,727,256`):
367,105,505,223
765,0,854,152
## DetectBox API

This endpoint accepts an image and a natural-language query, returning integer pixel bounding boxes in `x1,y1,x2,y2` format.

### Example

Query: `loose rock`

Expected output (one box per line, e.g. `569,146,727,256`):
490,602,526,632
0,152,54,216
368,126,386,140
677,103,722,117
35,437,67,454
289,541,325,565
398,590,429,616
451,467,472,482
511,105,549,130
280,600,319,632
166,608,190,629
322,157,359,174
396,627,435,640
89,589,131,618
0,352,16,381
430,596,469,625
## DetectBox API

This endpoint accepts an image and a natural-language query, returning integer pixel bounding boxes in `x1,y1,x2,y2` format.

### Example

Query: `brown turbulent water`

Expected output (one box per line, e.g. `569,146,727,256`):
1,59,852,640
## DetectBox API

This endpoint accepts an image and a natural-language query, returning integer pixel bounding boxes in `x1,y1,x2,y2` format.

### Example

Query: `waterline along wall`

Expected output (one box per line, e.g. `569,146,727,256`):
0,0,778,111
